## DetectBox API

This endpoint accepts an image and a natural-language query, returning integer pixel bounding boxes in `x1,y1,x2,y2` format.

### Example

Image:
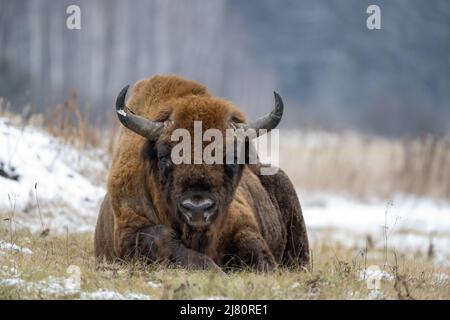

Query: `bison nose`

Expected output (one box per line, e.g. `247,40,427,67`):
178,198,217,224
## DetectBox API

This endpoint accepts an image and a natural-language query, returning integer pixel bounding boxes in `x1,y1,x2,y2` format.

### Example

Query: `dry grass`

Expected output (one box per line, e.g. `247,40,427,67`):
0,95,113,152
0,226,448,300
43,92,100,150
280,131,450,201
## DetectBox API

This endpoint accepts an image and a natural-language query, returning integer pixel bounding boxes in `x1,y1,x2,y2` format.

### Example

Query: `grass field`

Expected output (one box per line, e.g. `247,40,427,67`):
1,227,448,300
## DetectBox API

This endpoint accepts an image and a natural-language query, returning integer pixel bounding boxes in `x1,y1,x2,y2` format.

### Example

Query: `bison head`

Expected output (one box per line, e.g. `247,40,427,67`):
115,85,283,231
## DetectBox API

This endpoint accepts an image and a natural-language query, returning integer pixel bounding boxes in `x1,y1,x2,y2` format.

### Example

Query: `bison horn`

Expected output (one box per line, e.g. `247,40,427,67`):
239,91,284,135
115,85,164,141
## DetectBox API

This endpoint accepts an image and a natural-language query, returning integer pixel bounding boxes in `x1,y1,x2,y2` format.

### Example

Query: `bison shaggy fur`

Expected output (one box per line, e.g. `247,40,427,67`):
94,75,309,271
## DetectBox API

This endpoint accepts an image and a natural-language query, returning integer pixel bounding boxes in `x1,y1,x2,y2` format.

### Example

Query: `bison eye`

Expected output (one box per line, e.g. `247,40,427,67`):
159,155,171,166
158,155,173,184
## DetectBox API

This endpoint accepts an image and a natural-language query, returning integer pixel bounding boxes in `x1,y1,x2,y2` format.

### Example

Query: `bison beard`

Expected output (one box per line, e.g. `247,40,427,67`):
94,75,309,272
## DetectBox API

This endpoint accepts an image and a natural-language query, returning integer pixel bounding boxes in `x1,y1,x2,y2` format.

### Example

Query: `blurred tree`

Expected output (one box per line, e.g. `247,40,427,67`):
0,0,449,136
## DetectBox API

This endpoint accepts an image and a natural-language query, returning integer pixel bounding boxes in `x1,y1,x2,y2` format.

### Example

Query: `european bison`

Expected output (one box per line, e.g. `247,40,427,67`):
94,75,309,271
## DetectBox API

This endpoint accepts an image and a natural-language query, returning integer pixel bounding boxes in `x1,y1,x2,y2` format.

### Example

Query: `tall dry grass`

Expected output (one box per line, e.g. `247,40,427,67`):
0,94,115,152
280,131,450,201
44,91,99,149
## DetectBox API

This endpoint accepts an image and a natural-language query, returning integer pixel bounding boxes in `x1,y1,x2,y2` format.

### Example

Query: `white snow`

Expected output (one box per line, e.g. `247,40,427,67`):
301,190,450,264
0,118,107,233
0,271,152,299
80,289,152,300
0,265,19,276
124,292,153,300
302,192,450,235
37,276,80,295
433,273,449,285
290,282,301,289
358,268,394,282
147,280,163,288
194,296,231,300
0,276,79,296
0,278,25,286
0,240,33,255
366,290,385,300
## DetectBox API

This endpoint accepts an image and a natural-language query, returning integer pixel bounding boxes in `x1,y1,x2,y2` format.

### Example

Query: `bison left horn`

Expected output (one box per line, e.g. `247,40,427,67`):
238,91,284,136
115,85,164,141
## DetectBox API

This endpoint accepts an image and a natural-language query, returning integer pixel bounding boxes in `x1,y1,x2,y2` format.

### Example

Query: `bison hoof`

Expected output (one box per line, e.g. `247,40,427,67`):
255,257,277,273
201,258,225,275
181,253,225,274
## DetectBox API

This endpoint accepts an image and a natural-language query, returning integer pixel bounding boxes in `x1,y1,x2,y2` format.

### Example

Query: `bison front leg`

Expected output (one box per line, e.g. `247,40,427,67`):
119,224,222,272
227,229,277,272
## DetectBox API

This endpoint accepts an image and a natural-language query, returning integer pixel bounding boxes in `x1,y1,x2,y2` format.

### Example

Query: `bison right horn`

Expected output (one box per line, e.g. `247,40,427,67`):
115,85,164,141
238,91,284,136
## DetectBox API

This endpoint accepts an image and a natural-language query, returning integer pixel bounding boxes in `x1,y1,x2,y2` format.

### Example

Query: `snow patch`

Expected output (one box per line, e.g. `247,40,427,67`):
194,296,231,300
301,191,450,263
0,278,25,287
0,271,152,299
0,240,33,255
358,268,394,282
0,118,107,233
80,289,152,300
433,273,449,286
0,265,19,277
0,276,79,296
366,289,385,300
147,280,163,289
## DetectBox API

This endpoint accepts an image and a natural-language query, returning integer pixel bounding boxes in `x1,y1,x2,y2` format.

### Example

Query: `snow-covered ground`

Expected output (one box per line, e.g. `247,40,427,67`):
0,240,33,255
1,117,449,265
0,264,154,299
301,191,450,265
0,117,107,233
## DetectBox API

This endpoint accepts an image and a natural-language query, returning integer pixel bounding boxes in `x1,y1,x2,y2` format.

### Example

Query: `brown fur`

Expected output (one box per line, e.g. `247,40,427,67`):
94,75,309,271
